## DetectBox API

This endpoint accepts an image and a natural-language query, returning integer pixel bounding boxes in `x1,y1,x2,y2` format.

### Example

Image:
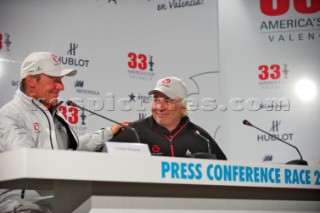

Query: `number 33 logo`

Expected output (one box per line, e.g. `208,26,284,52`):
258,64,281,80
128,52,147,70
58,106,79,124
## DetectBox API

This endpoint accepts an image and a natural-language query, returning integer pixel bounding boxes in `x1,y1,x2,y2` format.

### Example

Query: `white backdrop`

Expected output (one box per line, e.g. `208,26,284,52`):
0,0,319,164
219,0,320,163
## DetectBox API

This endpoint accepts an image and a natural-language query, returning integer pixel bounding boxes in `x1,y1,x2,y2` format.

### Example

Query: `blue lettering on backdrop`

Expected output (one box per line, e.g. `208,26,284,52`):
284,169,311,185
206,164,281,183
161,161,202,180
315,171,320,185
161,161,318,186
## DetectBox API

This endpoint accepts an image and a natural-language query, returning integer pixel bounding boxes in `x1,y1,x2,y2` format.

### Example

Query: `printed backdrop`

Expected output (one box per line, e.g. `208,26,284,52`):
0,0,319,164
219,0,320,163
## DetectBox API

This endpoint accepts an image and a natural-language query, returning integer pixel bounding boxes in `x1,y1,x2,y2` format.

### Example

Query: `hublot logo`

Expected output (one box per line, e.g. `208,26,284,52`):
257,120,294,142
59,43,90,67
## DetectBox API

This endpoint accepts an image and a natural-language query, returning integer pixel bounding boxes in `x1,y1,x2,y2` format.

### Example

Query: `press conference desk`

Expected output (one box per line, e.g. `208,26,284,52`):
0,149,319,213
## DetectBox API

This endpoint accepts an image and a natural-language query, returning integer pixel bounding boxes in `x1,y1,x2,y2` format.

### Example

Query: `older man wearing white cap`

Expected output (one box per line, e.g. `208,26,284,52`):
0,52,123,212
111,76,227,159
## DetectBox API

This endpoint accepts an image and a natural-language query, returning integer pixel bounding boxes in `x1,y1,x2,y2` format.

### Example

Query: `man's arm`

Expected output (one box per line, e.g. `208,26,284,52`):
109,125,139,143
77,123,130,151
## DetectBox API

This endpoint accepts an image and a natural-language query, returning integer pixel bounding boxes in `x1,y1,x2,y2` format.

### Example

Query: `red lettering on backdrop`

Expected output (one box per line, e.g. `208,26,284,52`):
58,105,79,124
128,52,137,69
258,64,281,80
294,0,320,14
260,0,290,16
260,0,320,16
128,52,148,71
0,33,2,49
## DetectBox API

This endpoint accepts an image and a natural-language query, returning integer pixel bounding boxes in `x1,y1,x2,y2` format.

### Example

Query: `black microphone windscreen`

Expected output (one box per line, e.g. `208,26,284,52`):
243,119,252,126
66,100,75,107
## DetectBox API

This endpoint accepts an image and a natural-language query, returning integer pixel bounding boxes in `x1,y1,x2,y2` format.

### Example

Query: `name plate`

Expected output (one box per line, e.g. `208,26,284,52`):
103,142,151,156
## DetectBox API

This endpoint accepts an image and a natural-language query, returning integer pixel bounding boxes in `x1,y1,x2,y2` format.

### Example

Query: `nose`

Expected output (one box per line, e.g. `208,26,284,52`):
153,101,166,111
56,82,64,91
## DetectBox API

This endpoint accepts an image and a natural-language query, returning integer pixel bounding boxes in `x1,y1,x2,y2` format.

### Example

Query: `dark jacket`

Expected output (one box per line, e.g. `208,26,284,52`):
111,116,227,159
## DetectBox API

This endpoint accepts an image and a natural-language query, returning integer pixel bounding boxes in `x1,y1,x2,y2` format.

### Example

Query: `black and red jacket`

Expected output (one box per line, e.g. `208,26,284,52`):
110,116,227,160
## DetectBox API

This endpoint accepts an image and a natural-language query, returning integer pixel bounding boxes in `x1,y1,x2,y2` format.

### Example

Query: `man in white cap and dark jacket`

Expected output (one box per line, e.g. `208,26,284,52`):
0,52,124,212
111,76,227,160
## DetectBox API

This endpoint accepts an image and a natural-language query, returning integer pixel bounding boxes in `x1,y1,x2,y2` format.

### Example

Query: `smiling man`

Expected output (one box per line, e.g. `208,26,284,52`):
111,76,227,159
0,51,124,212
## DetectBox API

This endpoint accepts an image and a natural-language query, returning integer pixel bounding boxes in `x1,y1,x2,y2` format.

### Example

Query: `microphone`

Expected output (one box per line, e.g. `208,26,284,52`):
195,130,212,154
191,130,217,159
242,119,308,165
66,100,141,143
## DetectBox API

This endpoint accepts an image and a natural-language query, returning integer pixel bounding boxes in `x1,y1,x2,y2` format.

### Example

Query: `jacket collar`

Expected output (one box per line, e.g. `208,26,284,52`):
15,88,62,114
15,88,48,111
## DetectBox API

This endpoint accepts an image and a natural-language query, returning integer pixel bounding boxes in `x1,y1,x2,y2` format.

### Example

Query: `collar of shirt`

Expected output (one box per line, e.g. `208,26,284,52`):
149,116,189,137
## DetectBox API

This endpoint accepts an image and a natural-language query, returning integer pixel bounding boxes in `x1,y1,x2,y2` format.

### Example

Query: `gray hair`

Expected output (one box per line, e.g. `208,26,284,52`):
180,98,189,116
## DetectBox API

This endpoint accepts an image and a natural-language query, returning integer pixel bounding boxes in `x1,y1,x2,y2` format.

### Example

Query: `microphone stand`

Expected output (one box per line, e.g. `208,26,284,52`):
243,120,308,165
191,131,217,159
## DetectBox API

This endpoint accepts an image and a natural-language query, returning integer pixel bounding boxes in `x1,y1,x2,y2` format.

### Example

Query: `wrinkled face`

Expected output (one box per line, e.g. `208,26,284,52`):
151,92,185,131
30,74,64,106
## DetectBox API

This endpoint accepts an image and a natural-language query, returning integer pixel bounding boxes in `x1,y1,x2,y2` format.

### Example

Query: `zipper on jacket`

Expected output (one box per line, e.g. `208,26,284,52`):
155,120,189,157
32,100,54,149
170,143,175,157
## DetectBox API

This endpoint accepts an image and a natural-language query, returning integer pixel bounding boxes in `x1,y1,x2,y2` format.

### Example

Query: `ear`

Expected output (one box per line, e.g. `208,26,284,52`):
180,106,186,115
25,75,36,88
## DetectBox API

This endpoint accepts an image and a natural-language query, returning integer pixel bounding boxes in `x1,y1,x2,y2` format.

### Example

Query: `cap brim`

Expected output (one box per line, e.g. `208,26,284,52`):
148,89,176,99
44,68,77,77
61,68,77,77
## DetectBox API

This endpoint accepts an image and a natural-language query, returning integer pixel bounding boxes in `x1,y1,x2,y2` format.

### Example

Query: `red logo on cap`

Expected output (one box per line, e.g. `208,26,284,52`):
151,145,160,153
52,54,60,63
162,79,171,84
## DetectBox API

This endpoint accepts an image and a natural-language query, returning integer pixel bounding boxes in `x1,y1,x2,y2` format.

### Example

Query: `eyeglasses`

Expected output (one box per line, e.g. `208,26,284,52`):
152,97,180,105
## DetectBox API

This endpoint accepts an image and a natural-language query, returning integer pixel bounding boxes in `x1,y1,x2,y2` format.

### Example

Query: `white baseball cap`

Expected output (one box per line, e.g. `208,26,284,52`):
148,76,188,99
20,51,77,80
